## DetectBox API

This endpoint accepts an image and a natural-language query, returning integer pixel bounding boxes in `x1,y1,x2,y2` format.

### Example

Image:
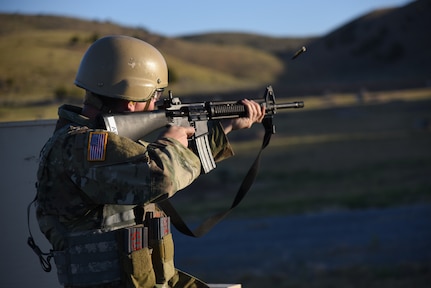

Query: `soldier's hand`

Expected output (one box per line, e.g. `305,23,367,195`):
161,125,195,147
222,99,265,134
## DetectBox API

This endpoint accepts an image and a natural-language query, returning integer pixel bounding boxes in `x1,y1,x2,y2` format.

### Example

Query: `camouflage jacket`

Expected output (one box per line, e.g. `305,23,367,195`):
36,104,234,250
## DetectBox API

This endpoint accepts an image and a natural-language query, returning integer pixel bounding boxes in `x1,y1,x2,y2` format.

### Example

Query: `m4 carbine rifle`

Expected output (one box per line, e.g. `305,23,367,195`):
102,85,304,173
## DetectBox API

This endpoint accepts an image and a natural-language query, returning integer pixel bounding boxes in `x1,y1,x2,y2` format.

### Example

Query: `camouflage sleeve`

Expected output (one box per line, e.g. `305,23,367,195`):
67,131,201,205
207,121,234,162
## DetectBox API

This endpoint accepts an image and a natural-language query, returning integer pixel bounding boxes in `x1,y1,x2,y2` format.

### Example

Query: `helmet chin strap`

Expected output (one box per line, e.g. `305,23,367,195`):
142,89,159,111
143,98,152,111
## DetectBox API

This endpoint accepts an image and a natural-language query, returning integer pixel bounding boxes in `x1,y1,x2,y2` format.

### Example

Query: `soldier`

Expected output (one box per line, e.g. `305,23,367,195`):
35,35,264,288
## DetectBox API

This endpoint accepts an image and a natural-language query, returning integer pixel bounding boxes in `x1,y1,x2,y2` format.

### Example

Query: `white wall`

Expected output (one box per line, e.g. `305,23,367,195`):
0,120,60,287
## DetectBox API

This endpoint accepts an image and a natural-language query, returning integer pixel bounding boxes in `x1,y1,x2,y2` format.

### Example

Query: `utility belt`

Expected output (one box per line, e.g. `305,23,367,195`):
53,210,174,287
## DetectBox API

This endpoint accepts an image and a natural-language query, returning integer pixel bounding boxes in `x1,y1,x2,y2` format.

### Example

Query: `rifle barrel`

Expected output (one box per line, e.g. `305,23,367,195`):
275,101,304,109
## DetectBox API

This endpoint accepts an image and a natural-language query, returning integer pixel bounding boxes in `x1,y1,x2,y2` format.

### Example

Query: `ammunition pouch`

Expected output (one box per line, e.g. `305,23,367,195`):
150,233,175,284
122,247,156,288
53,225,156,287
53,230,122,286
52,212,175,287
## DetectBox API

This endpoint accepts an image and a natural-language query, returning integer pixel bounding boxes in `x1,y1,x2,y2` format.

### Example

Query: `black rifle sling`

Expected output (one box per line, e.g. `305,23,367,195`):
159,117,274,237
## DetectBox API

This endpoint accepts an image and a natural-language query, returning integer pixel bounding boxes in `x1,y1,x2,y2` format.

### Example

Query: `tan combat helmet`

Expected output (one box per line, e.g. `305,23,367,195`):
75,35,168,102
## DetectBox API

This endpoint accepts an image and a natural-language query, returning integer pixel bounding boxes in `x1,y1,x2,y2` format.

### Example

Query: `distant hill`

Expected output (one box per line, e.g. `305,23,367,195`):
277,0,431,96
0,0,429,104
180,32,316,55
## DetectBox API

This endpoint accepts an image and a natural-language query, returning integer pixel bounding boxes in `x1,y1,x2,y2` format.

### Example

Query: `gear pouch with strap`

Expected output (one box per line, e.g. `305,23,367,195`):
148,216,175,284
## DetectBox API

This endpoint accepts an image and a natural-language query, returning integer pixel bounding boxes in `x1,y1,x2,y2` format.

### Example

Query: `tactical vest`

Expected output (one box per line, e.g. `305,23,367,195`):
52,205,174,287
37,125,175,287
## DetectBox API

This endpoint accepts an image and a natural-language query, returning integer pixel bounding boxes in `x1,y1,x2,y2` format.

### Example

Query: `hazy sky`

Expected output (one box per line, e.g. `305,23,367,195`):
1,0,413,37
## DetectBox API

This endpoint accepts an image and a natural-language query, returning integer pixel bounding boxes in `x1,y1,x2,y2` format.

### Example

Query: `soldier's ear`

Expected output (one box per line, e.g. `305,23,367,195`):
127,101,136,112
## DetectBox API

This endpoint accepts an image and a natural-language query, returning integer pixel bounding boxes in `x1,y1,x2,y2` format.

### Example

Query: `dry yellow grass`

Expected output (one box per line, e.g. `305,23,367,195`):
0,14,285,105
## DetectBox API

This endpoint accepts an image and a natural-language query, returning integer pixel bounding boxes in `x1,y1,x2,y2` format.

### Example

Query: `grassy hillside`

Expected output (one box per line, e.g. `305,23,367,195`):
0,13,286,105
1,0,428,110
179,1,431,97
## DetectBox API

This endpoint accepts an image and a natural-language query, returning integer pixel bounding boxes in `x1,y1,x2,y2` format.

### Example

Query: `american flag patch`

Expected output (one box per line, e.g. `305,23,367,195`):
87,132,108,161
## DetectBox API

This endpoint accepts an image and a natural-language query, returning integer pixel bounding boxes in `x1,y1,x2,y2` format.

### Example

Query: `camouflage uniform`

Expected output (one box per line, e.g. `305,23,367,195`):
36,104,234,287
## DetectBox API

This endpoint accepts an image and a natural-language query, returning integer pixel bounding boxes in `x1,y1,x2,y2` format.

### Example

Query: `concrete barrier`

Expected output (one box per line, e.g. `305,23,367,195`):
0,120,58,287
